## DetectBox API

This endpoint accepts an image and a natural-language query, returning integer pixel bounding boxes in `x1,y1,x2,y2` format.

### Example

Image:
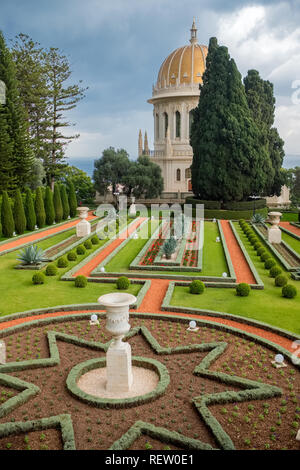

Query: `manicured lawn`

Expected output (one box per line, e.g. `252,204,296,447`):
106,221,229,277
280,230,300,255
0,228,140,316
281,212,299,222
170,222,300,334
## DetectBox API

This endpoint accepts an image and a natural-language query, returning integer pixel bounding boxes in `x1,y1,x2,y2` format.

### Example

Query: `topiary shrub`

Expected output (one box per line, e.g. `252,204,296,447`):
84,240,92,250
236,283,251,297
257,247,265,256
275,274,288,287
189,280,205,295
76,245,86,255
32,272,45,285
57,256,68,268
282,284,297,299
67,251,77,261
45,263,58,276
254,242,262,250
261,252,271,262
75,275,88,288
264,259,276,269
91,236,99,245
13,189,26,235
269,265,282,278
116,276,130,290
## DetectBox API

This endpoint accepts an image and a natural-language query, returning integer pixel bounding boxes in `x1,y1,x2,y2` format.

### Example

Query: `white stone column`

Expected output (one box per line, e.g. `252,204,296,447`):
98,292,137,392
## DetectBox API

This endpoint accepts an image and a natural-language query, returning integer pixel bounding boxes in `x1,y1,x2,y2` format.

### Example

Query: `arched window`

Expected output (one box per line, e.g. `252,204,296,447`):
176,169,181,181
189,110,194,138
164,112,168,138
185,168,191,179
155,113,159,140
175,111,181,138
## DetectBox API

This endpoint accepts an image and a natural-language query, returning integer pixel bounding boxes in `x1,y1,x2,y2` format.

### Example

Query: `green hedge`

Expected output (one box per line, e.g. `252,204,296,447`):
202,207,268,220
185,197,221,210
223,199,266,210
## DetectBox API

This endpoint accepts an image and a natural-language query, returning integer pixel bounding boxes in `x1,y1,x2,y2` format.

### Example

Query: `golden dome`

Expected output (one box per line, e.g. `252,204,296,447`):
156,21,208,89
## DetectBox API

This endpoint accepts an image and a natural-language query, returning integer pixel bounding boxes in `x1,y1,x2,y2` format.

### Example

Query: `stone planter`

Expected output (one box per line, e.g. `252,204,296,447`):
76,207,91,237
98,292,137,392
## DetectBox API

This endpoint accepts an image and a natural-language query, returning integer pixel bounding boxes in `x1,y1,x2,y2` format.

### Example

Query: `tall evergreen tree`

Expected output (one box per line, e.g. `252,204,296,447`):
68,181,77,218
25,187,36,231
13,189,26,235
0,104,16,191
244,69,285,196
1,190,15,238
35,186,45,228
190,38,269,202
53,183,63,223
60,184,70,220
0,32,34,189
44,186,55,225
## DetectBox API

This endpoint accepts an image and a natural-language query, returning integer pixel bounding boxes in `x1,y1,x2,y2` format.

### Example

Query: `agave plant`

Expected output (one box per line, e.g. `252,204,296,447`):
251,213,266,225
17,245,46,265
163,236,177,260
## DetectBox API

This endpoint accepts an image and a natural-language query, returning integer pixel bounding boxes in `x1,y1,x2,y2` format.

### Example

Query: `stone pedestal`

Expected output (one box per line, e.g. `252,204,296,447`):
76,207,91,238
129,196,136,217
98,292,137,393
0,340,6,364
268,212,282,244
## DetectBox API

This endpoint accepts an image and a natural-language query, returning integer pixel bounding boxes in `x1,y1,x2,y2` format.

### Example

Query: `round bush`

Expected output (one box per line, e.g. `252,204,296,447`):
45,263,58,276
282,284,297,299
254,242,262,251
57,256,68,268
116,276,130,290
261,252,271,262
67,251,77,261
264,259,276,270
91,236,99,245
269,265,282,278
257,247,265,256
275,274,288,287
76,245,86,255
75,275,88,288
189,280,205,295
32,272,45,285
249,235,257,244
236,283,251,297
84,240,92,250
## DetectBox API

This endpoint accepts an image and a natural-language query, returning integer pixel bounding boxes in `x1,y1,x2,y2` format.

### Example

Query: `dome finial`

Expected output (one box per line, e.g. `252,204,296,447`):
190,18,197,45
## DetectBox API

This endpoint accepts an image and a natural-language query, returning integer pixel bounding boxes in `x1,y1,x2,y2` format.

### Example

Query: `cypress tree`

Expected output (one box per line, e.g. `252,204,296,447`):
60,184,70,220
0,105,16,192
190,37,268,202
53,183,63,223
25,187,36,231
1,190,15,237
44,186,55,225
68,181,77,218
13,189,26,234
244,69,285,196
35,186,45,228
0,32,34,189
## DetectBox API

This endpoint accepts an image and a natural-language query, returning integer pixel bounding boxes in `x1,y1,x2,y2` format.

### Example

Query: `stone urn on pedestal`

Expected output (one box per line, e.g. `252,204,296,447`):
268,212,282,244
76,207,91,237
129,196,136,217
98,292,136,392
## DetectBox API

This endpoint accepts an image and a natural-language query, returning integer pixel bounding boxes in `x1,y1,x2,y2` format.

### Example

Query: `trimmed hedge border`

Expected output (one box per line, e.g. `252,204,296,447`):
229,221,264,289
0,414,75,450
202,207,267,221
252,223,300,272
66,356,170,408
1,310,299,450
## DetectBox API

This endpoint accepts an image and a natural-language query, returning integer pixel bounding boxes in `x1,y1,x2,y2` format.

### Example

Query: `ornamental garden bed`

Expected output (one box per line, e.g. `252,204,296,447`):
0,313,299,450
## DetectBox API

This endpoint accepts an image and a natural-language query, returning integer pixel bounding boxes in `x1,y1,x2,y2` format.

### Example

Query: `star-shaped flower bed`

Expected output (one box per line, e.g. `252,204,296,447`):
0,314,299,450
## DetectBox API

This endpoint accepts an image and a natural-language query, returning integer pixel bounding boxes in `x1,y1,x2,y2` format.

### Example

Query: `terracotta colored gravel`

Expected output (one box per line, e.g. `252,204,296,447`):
220,220,256,284
279,222,300,237
0,212,97,254
73,217,147,278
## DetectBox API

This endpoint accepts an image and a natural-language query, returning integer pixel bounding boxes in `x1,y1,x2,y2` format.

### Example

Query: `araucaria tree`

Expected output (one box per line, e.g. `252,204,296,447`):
13,189,26,235
190,37,271,202
0,32,34,191
244,69,285,196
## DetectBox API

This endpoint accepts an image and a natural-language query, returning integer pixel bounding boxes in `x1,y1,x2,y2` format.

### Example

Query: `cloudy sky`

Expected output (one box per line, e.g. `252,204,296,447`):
1,0,300,168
